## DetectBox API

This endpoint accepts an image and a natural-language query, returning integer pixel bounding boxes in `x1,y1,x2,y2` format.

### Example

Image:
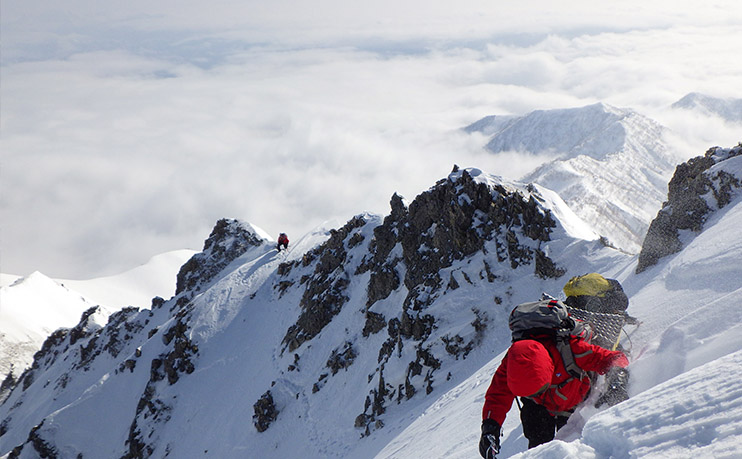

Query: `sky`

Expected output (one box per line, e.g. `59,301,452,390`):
2,1,741,279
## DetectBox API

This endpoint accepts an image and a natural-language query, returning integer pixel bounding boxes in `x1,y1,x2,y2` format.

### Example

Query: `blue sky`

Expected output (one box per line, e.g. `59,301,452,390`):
2,0,741,278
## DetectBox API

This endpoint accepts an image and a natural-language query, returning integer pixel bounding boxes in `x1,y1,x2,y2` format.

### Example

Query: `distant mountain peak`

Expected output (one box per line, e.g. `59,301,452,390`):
671,93,742,123
466,102,673,254
466,102,653,162
6,271,54,288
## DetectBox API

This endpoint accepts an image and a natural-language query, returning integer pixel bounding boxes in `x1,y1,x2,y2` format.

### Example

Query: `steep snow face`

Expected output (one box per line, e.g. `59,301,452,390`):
0,171,628,458
0,273,102,378
672,93,742,123
468,103,676,254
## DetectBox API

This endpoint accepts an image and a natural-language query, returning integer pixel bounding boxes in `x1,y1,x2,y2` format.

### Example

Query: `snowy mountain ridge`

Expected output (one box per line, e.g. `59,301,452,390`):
466,102,657,161
2,144,741,458
467,102,676,255
0,250,195,382
0,272,103,380
672,93,742,123
377,143,742,458
0,167,625,457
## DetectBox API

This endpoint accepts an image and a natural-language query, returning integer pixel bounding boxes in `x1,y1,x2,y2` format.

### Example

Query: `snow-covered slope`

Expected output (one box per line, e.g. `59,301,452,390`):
672,93,742,123
0,250,195,382
57,249,197,310
2,143,741,458
375,144,742,458
0,273,102,379
467,102,677,255
0,168,628,458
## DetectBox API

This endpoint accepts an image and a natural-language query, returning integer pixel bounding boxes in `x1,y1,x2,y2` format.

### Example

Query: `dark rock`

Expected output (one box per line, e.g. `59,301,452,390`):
399,310,435,342
326,342,357,375
441,334,470,360
281,216,368,352
366,265,400,307
27,420,59,459
534,249,567,279
348,231,365,249
354,413,369,428
637,144,742,272
151,297,165,309
253,390,279,432
362,170,561,314
362,311,387,337
276,280,294,296
176,219,265,295
69,307,101,345
1,368,17,401
447,271,460,290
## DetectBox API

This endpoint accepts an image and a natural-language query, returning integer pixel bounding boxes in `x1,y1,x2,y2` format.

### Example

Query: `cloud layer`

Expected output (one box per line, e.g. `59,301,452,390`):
2,1,741,278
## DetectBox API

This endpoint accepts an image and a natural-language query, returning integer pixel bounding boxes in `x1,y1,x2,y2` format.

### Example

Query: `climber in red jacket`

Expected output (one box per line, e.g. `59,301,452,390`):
479,335,629,456
276,233,289,251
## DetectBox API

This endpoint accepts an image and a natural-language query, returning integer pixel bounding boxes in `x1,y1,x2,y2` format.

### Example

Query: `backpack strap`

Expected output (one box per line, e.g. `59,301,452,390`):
554,332,585,380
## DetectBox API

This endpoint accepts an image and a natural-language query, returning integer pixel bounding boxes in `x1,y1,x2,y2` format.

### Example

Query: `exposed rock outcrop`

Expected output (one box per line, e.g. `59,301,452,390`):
0,169,582,453
359,169,560,311
176,219,265,295
637,143,742,272
281,216,368,352
253,390,279,433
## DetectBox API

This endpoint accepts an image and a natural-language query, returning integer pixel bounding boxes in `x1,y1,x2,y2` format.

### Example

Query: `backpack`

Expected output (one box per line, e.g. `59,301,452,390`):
563,273,611,297
508,299,592,380
563,273,628,313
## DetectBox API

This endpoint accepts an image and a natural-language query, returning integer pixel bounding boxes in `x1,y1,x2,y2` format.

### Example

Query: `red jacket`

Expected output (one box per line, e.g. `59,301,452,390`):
482,337,628,425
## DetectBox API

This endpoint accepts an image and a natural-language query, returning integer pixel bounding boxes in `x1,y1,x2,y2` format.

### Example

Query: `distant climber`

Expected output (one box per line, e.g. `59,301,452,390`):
479,298,630,457
276,233,289,252
563,273,639,324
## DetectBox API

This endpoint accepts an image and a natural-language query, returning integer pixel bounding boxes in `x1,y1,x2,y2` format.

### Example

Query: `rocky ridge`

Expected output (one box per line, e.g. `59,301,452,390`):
637,143,742,272
0,168,607,456
0,219,268,458
266,167,567,434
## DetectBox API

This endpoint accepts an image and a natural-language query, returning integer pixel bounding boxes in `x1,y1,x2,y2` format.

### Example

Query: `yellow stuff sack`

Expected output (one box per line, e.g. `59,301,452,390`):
563,273,612,297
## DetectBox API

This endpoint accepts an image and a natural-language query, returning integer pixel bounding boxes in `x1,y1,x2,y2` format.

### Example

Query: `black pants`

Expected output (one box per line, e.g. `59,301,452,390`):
519,398,570,448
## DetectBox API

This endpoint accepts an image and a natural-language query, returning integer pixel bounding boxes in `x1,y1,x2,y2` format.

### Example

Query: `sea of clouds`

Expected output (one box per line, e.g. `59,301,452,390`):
2,0,741,278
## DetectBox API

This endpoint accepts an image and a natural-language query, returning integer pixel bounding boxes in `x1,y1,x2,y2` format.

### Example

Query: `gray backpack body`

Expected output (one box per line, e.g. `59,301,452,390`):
508,299,592,379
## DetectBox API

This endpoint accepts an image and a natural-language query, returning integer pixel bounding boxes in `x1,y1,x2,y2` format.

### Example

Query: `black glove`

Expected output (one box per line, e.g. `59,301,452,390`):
595,367,630,408
479,419,501,458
